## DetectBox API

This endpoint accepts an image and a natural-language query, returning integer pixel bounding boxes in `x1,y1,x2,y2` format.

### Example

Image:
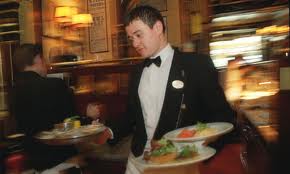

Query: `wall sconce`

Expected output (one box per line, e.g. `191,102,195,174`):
54,6,78,23
71,14,93,28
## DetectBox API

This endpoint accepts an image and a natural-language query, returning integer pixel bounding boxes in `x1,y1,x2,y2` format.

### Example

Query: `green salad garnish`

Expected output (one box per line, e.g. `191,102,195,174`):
196,122,208,131
150,139,177,157
158,138,168,146
178,145,197,158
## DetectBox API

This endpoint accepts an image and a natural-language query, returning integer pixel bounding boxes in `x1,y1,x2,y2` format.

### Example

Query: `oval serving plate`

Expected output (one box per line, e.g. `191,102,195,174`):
132,146,216,169
164,122,234,142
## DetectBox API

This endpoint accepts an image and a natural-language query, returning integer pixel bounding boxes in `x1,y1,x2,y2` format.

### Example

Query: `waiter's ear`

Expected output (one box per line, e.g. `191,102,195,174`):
153,21,163,35
33,54,42,65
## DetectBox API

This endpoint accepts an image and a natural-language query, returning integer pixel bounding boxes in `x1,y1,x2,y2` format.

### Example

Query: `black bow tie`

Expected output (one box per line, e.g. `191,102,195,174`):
144,56,161,67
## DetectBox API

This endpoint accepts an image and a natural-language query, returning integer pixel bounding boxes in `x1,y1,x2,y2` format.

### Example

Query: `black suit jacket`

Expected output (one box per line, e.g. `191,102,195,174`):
12,71,75,135
108,50,236,157
12,71,77,170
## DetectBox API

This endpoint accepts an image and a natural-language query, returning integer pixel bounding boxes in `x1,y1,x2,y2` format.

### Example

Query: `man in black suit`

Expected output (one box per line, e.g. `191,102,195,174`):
12,44,75,137
11,44,99,171
104,5,237,174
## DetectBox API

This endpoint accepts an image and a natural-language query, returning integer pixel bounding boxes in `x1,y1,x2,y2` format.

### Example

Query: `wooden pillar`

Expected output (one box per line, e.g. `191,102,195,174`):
33,0,42,44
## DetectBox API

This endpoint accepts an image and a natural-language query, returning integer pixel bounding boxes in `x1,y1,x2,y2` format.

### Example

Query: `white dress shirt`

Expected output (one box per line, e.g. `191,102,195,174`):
125,44,174,174
138,44,174,151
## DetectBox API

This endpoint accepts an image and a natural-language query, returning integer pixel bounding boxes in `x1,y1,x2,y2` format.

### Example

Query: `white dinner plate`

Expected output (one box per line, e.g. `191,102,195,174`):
163,122,234,142
132,146,216,169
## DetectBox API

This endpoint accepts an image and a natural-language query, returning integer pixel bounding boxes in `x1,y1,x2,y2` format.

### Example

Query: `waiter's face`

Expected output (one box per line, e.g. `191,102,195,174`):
126,19,163,58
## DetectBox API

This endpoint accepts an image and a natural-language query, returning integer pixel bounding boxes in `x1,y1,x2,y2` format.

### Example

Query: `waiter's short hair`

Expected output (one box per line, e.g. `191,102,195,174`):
13,43,42,72
124,5,166,33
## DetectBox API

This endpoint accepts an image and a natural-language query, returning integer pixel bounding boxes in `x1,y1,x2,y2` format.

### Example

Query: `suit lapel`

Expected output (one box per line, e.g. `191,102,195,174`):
134,63,146,120
153,50,185,139
133,62,148,133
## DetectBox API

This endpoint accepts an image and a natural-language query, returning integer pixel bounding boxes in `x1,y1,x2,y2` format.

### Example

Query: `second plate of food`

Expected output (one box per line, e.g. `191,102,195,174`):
163,122,234,142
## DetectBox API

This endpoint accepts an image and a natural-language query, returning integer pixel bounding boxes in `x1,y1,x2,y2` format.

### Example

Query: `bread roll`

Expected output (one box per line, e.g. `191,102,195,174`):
149,152,177,164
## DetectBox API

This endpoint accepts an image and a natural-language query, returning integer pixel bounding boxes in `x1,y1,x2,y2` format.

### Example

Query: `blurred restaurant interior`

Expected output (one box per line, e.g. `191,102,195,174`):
0,0,289,174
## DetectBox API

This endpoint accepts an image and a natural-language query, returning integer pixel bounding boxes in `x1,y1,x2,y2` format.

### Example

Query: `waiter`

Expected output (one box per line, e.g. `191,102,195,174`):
11,44,100,171
103,5,237,174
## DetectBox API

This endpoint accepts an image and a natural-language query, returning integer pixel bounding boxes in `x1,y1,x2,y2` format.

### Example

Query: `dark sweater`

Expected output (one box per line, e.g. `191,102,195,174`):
12,71,77,170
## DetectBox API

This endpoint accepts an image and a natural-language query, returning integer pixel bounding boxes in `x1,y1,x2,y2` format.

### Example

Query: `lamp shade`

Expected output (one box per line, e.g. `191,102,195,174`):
54,6,78,23
71,14,93,27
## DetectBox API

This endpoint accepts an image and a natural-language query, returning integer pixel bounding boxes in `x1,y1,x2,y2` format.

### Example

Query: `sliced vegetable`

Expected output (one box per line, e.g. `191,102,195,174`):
177,129,196,138
64,115,80,122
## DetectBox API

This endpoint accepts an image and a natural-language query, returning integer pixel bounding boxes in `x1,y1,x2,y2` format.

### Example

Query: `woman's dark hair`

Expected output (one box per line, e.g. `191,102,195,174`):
124,5,166,33
12,43,42,71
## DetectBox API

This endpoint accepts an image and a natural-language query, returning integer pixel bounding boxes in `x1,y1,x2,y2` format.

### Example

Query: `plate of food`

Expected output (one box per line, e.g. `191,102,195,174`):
54,123,105,139
35,123,105,140
132,139,215,168
163,122,234,142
